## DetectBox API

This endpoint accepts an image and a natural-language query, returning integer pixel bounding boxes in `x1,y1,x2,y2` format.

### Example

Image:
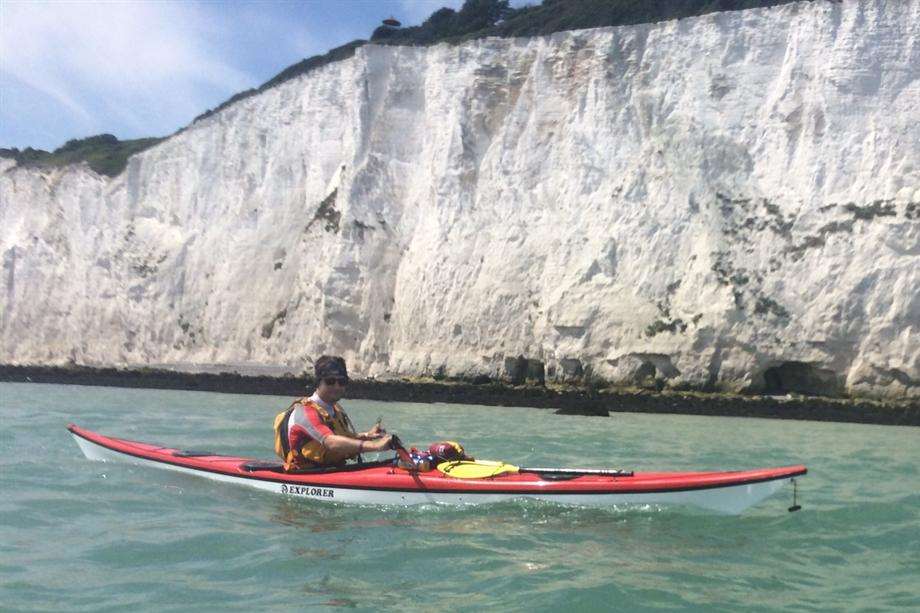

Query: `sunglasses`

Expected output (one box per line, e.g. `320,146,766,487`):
322,377,349,387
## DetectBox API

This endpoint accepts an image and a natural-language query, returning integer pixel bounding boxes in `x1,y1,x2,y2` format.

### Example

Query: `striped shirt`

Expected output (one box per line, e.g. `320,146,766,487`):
287,392,338,452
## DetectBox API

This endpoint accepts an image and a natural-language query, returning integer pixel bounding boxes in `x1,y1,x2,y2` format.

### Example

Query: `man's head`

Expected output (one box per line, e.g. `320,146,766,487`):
314,355,348,403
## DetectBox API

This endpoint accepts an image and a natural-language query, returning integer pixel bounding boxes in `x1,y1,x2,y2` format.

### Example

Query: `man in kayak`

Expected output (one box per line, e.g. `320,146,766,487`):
274,355,393,471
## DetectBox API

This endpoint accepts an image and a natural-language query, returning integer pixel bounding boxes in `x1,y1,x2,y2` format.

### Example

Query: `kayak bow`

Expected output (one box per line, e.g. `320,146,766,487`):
68,424,806,514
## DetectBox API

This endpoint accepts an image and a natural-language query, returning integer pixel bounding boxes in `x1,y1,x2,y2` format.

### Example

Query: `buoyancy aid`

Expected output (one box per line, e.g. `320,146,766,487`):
273,397,356,470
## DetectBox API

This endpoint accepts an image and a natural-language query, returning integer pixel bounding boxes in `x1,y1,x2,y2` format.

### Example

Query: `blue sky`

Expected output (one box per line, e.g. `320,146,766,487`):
1,0,529,152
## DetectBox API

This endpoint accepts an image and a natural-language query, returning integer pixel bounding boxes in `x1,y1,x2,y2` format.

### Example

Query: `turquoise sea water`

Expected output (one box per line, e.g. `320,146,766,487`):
1,382,918,611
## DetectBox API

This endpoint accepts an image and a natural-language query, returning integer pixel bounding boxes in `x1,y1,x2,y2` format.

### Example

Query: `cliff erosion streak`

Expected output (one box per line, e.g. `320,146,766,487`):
1,0,918,400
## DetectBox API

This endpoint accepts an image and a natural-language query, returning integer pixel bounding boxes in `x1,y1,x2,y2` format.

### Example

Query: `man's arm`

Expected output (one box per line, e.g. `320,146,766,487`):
322,434,393,464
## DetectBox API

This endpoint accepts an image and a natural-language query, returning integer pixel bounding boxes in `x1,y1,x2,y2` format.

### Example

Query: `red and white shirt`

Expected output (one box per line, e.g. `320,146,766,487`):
286,392,338,452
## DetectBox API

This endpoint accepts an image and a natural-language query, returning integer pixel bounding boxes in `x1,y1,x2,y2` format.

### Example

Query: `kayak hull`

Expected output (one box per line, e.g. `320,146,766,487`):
69,424,806,514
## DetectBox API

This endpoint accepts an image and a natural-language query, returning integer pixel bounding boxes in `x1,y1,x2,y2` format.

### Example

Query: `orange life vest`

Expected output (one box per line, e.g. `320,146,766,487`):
273,397,356,471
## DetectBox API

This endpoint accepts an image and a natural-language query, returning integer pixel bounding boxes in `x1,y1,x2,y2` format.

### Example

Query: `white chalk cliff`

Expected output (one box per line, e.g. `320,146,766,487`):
1,0,918,399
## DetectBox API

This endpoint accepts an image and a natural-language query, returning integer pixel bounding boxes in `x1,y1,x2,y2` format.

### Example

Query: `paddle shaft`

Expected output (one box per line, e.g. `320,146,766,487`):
389,434,416,466
388,438,632,477
520,467,633,477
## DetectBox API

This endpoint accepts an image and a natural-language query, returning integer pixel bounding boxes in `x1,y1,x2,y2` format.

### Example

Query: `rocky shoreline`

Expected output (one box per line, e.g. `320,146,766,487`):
2,365,917,426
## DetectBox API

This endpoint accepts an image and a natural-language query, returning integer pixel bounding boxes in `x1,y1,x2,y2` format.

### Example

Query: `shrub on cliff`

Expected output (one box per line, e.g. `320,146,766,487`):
0,134,165,177
457,0,512,32
371,0,512,44
370,0,802,44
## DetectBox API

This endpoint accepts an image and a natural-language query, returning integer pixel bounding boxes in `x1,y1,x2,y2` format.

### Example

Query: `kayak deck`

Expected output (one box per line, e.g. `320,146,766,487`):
68,424,806,514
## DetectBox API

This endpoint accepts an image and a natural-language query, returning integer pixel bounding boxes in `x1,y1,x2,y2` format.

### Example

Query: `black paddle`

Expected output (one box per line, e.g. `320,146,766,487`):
788,478,802,512
519,467,633,477
388,436,632,478
388,434,417,467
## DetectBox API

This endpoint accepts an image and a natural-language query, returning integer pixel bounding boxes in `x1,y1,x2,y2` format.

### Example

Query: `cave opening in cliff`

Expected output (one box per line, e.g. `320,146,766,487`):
763,362,841,398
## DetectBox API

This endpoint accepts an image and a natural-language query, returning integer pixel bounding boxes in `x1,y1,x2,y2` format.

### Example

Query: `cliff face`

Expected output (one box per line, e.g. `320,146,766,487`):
1,0,918,399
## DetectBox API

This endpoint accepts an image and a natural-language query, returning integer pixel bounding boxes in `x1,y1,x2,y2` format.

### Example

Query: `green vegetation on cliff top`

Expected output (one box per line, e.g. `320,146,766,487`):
1,0,805,177
0,134,165,178
371,0,803,44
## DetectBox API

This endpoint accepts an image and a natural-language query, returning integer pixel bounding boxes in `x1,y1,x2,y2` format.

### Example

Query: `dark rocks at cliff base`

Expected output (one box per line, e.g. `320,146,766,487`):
1,365,917,426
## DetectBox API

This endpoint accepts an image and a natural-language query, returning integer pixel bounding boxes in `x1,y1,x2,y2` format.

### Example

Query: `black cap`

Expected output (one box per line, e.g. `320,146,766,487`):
315,355,348,379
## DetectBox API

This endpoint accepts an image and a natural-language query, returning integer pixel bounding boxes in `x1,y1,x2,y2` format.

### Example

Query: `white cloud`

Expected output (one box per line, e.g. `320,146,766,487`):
0,0,537,149
0,0,257,145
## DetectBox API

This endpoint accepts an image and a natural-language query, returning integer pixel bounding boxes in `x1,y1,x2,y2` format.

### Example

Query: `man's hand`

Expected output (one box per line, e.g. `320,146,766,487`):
364,421,386,439
363,434,394,453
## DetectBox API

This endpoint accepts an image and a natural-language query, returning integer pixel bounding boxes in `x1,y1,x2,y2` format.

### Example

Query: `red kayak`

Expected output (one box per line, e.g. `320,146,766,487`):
69,424,806,514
